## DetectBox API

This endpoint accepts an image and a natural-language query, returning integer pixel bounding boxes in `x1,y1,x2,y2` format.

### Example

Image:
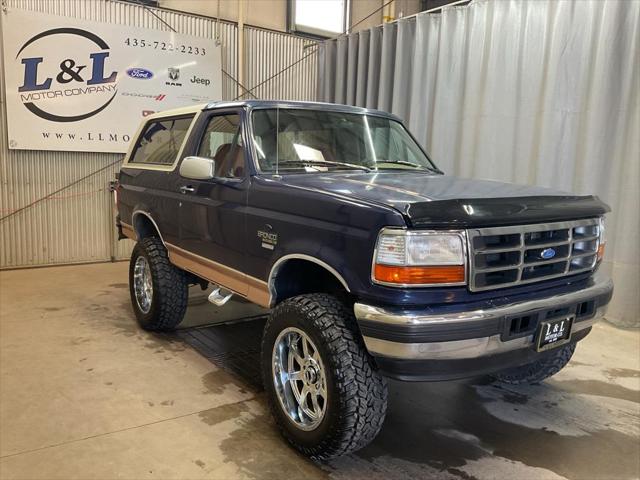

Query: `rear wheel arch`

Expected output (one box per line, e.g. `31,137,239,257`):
132,211,165,244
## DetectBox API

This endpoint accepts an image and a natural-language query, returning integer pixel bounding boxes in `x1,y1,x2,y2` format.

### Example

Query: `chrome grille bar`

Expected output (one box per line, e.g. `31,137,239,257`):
467,219,600,292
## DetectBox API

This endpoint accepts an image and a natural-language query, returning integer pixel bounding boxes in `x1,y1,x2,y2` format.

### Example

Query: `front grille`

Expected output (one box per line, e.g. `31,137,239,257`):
467,219,600,291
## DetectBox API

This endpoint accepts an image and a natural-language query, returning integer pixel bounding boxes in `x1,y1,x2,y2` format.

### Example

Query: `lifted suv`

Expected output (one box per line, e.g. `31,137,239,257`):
115,100,613,459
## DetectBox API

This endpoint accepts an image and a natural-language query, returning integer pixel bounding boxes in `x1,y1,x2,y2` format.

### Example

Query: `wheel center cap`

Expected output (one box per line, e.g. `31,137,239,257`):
304,366,318,384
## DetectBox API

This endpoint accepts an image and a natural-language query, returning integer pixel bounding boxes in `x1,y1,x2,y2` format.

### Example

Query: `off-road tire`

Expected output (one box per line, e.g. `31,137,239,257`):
261,293,388,460
493,343,576,385
129,237,188,331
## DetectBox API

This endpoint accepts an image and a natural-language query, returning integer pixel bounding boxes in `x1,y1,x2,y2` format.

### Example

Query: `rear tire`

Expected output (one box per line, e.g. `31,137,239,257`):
493,343,576,385
261,293,388,460
129,237,188,331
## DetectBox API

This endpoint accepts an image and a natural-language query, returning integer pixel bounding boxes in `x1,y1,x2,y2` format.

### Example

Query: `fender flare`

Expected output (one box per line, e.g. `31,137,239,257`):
268,254,351,302
131,210,166,245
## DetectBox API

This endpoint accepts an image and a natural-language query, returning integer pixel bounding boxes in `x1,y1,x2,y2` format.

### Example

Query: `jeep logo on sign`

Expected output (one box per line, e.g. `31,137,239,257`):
16,27,118,122
190,75,211,86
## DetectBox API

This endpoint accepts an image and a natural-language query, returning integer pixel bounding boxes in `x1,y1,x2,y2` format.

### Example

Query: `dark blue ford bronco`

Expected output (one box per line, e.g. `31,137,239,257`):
115,100,613,459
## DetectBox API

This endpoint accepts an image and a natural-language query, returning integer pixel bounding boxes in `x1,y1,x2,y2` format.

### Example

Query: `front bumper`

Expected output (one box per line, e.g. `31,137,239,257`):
354,274,613,381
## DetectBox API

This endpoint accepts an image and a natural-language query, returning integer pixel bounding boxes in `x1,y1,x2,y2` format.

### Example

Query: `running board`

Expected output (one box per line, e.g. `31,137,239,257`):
208,287,234,306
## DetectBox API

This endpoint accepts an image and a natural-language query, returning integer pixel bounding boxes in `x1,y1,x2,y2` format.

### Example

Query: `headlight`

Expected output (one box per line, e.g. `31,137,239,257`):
597,216,606,261
373,229,467,286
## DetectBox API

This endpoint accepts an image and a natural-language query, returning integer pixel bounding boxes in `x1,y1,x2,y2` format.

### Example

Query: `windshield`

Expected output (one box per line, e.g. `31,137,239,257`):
251,108,440,174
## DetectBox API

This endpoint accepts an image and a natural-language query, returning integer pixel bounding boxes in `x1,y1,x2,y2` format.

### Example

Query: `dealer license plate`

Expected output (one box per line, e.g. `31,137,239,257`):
536,316,574,352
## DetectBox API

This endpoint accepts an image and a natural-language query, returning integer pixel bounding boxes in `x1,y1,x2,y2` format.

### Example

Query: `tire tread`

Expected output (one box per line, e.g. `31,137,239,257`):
130,237,187,331
262,293,387,459
493,343,576,385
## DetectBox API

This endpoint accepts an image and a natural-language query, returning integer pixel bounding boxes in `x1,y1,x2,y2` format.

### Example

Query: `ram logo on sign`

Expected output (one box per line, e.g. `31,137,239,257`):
1,8,222,153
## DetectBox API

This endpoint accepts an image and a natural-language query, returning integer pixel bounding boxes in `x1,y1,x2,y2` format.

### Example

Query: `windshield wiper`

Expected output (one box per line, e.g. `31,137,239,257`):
374,160,439,172
277,160,372,172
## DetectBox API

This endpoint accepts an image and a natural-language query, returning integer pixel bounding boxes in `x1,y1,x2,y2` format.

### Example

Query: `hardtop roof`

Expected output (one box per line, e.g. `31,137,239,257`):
145,100,401,121
206,100,400,120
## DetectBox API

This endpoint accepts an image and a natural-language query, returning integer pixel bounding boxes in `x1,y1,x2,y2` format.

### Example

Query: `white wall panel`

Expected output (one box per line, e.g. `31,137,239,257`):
318,0,640,326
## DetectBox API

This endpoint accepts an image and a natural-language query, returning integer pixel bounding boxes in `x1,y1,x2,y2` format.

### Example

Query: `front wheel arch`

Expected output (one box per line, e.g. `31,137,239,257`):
268,257,351,306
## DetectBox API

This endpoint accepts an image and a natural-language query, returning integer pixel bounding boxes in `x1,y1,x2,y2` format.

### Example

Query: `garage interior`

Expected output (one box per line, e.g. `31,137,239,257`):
1,0,639,479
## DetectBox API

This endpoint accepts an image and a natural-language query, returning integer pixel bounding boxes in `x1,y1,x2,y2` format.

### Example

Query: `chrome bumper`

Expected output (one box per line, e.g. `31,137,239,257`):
354,275,613,360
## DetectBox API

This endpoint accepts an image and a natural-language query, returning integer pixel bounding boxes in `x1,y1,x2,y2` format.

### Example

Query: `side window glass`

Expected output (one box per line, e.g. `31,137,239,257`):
197,113,245,178
130,116,193,165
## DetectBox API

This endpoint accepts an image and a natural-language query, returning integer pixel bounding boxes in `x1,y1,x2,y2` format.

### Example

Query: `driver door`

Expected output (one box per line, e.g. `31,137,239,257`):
177,110,249,295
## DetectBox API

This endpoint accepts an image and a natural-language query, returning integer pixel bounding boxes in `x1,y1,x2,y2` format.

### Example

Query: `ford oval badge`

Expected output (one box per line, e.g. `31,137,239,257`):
126,68,153,80
541,248,556,260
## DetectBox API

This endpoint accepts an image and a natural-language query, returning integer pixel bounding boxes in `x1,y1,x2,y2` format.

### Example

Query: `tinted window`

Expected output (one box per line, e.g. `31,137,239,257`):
197,113,246,178
130,116,193,165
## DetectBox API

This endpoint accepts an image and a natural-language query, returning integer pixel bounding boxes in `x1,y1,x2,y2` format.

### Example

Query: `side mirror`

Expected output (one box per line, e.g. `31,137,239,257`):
179,156,215,180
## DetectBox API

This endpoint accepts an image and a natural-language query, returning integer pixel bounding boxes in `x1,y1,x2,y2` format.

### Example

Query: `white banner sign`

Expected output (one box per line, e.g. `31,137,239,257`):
1,8,222,153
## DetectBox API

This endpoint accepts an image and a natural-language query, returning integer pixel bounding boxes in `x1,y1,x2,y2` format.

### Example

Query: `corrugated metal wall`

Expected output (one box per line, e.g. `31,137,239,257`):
243,27,318,100
0,0,318,269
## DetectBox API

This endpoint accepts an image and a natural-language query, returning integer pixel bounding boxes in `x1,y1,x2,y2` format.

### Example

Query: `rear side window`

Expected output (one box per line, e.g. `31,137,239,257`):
129,116,194,165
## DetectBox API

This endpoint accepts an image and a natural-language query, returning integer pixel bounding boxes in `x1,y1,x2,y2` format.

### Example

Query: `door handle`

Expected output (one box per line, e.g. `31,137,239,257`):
179,185,196,194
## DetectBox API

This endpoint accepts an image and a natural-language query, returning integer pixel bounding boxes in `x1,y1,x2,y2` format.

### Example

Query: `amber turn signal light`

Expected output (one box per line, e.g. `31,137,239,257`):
597,243,605,261
374,264,465,285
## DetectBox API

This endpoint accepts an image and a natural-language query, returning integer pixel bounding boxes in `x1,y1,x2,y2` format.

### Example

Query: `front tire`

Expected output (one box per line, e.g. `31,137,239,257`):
129,237,188,331
493,343,576,385
261,294,388,459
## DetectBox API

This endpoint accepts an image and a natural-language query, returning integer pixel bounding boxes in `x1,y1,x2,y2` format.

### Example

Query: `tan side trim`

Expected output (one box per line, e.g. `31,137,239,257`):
121,222,136,240
247,281,271,308
166,243,271,308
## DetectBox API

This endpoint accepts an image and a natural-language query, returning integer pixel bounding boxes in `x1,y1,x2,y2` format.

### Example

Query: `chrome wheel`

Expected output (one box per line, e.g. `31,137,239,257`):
133,256,153,314
272,327,327,431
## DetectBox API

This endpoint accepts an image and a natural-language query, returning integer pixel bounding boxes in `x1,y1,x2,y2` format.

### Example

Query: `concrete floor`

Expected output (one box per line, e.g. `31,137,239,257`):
0,262,638,480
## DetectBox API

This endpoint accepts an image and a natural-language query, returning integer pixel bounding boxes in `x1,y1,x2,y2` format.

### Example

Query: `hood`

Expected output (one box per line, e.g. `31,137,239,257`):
278,171,610,227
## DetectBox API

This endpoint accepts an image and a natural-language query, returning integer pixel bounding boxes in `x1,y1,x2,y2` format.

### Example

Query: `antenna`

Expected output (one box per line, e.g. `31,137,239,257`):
275,106,280,176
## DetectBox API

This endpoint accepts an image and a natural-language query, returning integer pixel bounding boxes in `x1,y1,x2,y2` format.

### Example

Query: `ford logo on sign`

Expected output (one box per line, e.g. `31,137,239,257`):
540,248,556,260
126,68,153,80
